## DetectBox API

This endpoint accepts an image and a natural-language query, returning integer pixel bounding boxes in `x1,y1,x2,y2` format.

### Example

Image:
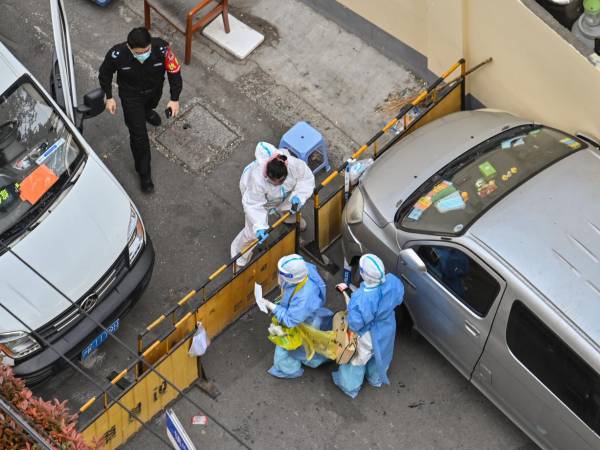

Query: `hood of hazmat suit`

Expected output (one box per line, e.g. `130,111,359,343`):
346,274,404,385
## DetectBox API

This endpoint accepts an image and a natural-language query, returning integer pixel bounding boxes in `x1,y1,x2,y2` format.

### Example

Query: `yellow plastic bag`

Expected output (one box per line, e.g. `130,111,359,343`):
297,324,337,361
267,317,303,350
268,317,338,361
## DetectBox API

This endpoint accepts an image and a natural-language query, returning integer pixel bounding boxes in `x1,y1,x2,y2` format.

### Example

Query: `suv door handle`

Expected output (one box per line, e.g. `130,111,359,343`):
464,321,480,337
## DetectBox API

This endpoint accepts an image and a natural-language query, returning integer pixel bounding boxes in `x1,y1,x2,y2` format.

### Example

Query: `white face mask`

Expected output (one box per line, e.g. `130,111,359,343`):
362,278,381,288
278,274,287,288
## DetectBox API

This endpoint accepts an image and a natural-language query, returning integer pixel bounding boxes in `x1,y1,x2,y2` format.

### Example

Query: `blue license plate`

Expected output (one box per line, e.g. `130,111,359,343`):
81,318,120,360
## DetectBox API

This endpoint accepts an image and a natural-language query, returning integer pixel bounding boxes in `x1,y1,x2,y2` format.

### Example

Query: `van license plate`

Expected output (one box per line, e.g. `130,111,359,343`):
81,319,120,360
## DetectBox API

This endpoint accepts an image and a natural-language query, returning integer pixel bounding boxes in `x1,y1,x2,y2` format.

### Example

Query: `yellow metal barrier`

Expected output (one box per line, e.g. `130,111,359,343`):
402,85,463,137
78,225,297,447
317,188,344,252
81,335,199,450
138,227,295,371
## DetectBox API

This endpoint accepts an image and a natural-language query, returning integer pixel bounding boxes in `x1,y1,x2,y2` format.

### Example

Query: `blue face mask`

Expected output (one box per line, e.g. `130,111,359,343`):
134,49,151,63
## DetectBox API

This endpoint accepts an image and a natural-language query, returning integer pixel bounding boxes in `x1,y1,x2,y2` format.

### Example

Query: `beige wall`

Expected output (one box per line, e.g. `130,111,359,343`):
336,0,428,55
338,0,600,137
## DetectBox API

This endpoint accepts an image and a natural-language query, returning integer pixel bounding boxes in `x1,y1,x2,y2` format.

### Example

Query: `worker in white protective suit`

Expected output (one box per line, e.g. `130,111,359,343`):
231,142,315,267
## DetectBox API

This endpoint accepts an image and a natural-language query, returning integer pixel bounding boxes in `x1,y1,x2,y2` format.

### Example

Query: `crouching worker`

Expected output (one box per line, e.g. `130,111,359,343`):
332,254,404,398
256,254,333,378
231,142,315,268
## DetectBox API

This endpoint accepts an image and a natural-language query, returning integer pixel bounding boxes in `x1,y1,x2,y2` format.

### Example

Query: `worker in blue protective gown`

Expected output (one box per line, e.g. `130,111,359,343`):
261,254,333,378
332,254,404,398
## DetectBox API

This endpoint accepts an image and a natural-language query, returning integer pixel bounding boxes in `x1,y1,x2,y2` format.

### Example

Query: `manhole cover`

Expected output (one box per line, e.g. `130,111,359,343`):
156,102,240,173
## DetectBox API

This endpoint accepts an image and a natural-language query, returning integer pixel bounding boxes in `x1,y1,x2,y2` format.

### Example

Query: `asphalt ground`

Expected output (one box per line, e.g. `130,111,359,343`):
2,0,534,448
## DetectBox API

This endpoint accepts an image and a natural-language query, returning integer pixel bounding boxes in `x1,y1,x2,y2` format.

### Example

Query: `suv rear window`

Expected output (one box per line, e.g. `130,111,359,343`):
398,125,585,235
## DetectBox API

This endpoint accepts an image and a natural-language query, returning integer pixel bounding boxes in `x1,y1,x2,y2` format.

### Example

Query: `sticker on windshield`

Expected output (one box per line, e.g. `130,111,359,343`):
453,224,464,233
559,137,581,150
475,178,497,198
0,183,20,212
19,165,58,205
407,207,424,221
501,136,525,149
35,138,65,165
435,191,466,213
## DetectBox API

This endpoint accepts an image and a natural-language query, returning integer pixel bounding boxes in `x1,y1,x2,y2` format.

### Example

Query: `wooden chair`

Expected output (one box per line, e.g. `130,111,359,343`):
144,0,230,65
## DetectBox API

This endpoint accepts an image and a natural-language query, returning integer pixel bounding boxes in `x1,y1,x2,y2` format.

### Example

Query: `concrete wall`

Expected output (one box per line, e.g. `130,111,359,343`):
335,0,600,138
336,0,428,55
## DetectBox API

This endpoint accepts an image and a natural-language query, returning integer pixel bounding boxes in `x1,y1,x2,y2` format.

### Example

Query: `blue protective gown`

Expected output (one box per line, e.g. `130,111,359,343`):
332,274,404,397
268,263,333,378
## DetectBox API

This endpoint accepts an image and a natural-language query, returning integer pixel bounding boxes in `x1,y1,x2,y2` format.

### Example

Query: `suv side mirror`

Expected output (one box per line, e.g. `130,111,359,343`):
399,248,427,272
79,88,105,119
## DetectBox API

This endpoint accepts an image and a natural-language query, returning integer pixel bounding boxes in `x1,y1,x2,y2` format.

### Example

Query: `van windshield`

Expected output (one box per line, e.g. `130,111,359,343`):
398,125,586,235
0,78,84,241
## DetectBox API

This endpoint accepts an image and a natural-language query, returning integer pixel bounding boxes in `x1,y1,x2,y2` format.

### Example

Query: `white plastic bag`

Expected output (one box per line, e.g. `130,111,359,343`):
188,322,210,357
348,158,374,186
350,331,373,366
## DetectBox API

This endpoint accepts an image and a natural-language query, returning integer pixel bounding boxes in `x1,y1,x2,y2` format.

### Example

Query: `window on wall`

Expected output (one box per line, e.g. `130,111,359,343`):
507,300,600,435
530,1,599,58
415,245,500,316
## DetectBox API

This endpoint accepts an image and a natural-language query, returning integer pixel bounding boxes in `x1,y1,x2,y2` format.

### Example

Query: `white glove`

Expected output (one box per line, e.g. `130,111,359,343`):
268,323,285,336
256,296,276,314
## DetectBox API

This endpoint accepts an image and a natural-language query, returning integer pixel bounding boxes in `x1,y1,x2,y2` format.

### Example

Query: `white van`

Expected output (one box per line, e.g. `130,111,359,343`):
0,4,154,384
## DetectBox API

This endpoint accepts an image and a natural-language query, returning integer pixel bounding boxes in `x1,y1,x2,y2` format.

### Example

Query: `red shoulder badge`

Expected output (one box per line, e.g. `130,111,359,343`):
165,47,181,74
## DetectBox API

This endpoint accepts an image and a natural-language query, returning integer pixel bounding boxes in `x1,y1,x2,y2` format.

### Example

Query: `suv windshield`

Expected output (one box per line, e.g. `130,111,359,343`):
0,77,84,241
399,125,586,235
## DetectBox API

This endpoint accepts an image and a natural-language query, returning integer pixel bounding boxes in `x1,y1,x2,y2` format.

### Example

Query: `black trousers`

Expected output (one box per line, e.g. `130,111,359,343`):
120,88,162,177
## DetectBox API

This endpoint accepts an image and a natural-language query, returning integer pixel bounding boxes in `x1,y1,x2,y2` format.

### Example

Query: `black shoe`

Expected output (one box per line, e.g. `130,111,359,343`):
140,174,155,194
146,110,161,127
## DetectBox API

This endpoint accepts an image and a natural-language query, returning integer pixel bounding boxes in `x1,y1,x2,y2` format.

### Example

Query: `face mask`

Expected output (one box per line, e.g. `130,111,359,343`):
134,49,151,63
278,274,288,289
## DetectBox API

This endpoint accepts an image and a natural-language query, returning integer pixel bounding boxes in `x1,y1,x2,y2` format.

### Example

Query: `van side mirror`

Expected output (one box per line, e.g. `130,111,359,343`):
78,88,105,119
399,248,427,272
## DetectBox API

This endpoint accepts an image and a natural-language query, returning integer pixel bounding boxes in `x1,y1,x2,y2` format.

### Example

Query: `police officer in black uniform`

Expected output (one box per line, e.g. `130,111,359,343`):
99,27,182,193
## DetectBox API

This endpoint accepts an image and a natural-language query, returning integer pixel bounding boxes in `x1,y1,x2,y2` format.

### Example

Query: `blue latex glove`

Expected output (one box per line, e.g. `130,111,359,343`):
290,195,301,213
256,229,269,244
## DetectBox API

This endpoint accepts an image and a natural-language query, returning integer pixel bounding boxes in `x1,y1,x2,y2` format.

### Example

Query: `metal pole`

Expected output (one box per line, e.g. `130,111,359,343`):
460,59,466,111
0,395,54,450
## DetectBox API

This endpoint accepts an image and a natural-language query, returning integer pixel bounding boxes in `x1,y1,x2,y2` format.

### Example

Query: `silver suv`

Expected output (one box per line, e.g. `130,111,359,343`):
342,110,600,449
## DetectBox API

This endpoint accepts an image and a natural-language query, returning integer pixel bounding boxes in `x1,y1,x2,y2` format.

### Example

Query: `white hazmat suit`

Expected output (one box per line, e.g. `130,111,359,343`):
231,142,315,266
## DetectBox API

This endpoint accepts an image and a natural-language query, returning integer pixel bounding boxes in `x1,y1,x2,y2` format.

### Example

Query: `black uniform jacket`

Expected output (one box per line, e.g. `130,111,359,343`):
98,37,182,101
